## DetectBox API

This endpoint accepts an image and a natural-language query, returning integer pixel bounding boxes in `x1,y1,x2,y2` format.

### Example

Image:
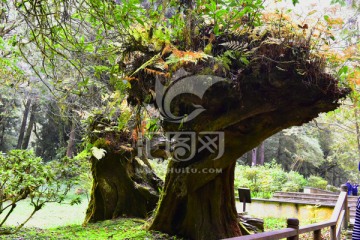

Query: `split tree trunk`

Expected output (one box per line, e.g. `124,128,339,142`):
85,149,162,222
84,117,163,223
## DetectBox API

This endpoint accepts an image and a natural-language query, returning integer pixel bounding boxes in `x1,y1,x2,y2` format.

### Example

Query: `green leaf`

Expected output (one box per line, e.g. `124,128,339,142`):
91,147,107,160
292,0,300,5
240,57,249,65
338,66,348,76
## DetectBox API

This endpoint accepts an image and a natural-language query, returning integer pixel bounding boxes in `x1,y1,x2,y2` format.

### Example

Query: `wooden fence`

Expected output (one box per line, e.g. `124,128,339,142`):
225,185,349,240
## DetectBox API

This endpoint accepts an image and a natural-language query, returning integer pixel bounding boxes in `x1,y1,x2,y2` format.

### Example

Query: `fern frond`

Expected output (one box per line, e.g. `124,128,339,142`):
131,53,161,76
231,27,248,38
144,68,169,78
153,58,168,71
124,76,138,81
166,51,211,65
220,41,248,52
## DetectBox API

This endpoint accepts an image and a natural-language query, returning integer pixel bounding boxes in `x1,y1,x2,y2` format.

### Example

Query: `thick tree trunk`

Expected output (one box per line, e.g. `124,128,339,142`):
150,66,348,238
84,118,163,223
85,150,162,222
150,158,240,239
21,102,37,149
16,98,31,149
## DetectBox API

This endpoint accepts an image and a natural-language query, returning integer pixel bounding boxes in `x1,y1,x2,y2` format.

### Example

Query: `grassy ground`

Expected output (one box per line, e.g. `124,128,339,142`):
2,216,346,240
1,191,182,239
0,196,345,239
3,194,88,228
3,200,88,228
0,218,182,240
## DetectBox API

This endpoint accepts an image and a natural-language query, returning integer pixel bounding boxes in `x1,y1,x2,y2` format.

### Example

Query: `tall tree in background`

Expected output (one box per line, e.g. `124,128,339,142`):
0,90,20,151
16,98,31,149
250,142,265,166
21,100,37,149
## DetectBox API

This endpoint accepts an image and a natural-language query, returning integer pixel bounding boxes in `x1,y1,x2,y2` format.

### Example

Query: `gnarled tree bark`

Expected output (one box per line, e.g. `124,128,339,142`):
84,117,163,223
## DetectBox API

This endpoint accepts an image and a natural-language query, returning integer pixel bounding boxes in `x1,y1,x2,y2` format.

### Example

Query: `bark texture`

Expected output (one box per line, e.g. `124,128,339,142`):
85,117,163,223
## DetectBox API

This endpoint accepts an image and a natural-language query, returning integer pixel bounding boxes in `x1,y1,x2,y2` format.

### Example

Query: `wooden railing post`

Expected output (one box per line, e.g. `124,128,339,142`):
287,218,299,240
330,225,336,240
341,184,348,229
313,229,321,240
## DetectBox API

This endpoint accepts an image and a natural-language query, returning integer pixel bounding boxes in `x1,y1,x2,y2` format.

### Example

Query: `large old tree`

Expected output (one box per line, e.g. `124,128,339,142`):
124,14,349,240
14,0,349,239
141,48,347,239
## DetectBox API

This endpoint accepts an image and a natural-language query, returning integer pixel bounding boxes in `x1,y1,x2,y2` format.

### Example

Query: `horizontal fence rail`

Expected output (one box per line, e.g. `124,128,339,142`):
226,228,297,240
224,185,349,240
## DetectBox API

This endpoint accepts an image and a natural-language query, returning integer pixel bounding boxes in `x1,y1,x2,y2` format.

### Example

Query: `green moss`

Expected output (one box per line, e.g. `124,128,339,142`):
92,138,107,148
198,67,214,75
99,178,113,194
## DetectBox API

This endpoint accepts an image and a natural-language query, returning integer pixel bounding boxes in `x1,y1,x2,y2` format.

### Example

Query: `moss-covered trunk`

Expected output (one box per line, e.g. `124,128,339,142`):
84,118,162,223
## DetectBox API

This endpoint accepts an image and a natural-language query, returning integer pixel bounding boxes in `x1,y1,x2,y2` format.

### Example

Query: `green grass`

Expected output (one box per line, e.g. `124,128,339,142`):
1,190,182,239
0,218,182,240
263,217,287,231
2,194,88,228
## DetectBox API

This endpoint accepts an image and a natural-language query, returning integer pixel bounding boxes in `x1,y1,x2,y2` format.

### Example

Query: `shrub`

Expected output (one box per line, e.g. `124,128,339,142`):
234,162,308,198
234,165,253,190
307,175,328,190
282,171,307,192
326,185,339,192
0,150,79,234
